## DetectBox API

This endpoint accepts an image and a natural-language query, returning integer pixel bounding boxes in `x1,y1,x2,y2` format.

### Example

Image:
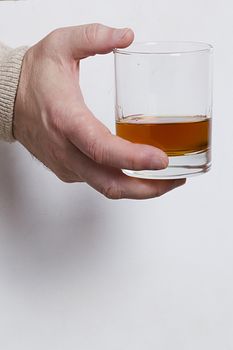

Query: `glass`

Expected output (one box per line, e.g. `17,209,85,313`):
114,41,213,179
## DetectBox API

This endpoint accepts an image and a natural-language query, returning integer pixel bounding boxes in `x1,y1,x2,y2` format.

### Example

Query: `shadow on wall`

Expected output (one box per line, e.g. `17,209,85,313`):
0,142,111,283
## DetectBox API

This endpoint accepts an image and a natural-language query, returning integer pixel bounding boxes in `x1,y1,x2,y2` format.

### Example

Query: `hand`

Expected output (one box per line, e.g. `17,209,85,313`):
14,23,186,199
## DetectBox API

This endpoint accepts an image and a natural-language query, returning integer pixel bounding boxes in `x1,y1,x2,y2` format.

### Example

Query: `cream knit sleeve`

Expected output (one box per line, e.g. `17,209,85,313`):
0,42,28,142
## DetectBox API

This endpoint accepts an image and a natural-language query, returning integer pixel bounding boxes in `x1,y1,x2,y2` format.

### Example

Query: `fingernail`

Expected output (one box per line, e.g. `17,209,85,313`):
160,155,169,169
151,155,169,169
113,28,132,42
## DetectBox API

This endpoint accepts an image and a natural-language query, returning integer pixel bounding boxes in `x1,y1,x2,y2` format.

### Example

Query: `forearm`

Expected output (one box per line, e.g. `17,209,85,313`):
0,42,28,142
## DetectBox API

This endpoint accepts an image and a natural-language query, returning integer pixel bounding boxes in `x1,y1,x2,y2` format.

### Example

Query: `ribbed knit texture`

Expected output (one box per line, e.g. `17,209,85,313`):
0,43,28,142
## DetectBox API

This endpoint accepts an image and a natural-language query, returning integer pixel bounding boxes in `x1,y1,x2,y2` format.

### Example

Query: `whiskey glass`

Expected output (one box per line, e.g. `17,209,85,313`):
114,41,213,179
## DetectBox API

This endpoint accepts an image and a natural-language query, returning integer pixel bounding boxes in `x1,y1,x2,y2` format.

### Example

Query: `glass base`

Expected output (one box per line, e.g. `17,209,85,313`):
122,151,211,179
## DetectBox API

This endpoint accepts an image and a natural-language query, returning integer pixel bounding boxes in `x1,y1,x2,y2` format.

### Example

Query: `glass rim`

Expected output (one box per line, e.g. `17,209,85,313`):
114,41,213,55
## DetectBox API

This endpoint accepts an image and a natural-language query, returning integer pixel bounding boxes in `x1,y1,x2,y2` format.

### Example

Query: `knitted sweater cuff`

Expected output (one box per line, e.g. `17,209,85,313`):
0,46,28,142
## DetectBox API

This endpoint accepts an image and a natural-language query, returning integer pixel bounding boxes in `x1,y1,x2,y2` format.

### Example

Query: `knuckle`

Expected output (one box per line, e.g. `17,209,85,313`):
123,145,145,171
49,27,65,41
101,182,123,200
129,148,148,170
44,28,63,49
154,187,165,198
87,138,106,164
128,155,139,170
44,27,69,53
85,23,102,46
57,174,75,183
53,165,76,184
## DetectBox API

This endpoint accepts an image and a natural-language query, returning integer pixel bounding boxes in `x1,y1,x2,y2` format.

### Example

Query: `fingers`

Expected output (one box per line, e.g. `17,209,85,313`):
56,23,134,60
66,144,186,199
66,108,169,171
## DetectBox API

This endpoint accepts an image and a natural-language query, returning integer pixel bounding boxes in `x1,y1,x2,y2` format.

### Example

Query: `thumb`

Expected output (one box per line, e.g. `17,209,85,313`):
60,23,134,60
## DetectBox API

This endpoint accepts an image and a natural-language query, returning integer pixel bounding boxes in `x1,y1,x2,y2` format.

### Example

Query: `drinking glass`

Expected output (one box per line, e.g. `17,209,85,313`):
114,41,213,179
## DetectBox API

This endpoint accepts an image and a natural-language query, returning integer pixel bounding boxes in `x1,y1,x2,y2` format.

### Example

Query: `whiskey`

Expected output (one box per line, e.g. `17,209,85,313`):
116,115,211,156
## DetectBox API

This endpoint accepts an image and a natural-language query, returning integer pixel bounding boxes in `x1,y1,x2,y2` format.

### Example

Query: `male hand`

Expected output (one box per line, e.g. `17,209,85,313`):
14,23,185,199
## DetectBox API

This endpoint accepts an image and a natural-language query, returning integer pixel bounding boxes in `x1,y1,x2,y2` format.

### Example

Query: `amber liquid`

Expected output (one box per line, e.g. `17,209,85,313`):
116,115,211,156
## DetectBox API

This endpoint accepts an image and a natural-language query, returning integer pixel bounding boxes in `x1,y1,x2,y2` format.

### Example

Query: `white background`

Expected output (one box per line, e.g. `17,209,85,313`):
0,0,233,349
